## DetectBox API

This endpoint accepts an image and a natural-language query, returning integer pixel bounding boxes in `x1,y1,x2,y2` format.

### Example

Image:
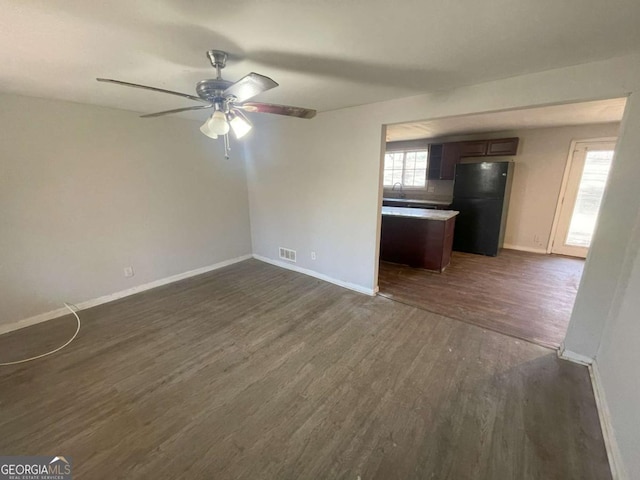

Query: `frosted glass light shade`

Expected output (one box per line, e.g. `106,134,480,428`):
209,110,230,135
199,119,218,139
230,112,252,139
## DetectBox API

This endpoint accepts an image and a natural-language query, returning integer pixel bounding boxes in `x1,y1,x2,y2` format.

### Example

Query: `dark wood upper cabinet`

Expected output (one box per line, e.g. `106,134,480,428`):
430,137,519,180
459,140,487,157
427,144,443,180
440,143,460,180
487,137,519,156
427,143,458,180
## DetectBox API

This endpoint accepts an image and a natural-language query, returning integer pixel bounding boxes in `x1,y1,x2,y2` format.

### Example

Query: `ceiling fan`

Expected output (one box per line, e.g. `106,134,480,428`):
97,50,316,158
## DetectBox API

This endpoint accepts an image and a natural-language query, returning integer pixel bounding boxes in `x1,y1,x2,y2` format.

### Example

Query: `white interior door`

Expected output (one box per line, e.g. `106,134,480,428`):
551,141,616,258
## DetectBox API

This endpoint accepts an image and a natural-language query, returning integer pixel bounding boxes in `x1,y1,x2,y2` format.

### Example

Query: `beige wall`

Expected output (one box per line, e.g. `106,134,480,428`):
0,93,252,327
595,235,640,478
426,123,621,252
504,123,620,251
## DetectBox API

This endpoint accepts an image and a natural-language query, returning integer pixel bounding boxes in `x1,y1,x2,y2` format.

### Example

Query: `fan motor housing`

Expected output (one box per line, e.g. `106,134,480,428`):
196,79,234,100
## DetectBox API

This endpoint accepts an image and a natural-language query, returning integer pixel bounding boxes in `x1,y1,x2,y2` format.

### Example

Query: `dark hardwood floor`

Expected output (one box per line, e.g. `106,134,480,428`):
378,249,585,348
0,260,609,479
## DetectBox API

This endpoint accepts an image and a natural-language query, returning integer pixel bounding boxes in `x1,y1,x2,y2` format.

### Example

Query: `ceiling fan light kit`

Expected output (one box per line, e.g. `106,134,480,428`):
97,49,316,159
199,121,218,139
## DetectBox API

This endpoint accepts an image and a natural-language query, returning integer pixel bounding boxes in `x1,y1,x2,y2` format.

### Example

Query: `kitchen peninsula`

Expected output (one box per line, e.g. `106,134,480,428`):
380,206,459,272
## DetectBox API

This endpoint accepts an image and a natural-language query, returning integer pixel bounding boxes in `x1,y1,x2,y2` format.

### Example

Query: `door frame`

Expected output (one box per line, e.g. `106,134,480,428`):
547,137,618,255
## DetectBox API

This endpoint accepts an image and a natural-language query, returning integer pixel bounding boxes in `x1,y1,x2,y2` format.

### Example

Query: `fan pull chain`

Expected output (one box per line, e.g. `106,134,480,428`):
224,133,230,160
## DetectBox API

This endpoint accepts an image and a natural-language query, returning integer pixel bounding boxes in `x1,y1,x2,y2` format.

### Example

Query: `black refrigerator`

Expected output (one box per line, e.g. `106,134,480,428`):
451,161,513,256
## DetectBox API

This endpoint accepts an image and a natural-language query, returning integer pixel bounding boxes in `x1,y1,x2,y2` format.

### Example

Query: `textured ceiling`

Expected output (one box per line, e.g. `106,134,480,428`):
1,0,639,122
386,98,627,141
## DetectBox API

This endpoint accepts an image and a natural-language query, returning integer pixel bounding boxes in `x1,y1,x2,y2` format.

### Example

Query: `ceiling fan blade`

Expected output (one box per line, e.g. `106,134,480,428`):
97,78,209,104
237,102,317,119
140,104,214,118
223,73,278,103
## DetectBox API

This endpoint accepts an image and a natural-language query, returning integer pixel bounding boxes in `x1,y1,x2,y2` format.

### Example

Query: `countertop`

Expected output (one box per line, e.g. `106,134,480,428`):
381,206,459,221
382,197,452,206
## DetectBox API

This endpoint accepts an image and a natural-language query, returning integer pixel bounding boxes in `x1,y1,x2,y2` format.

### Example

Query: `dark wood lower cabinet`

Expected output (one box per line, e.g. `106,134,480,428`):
380,216,456,272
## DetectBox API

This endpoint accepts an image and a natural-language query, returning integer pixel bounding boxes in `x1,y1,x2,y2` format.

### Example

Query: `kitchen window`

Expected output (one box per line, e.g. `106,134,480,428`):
383,150,428,188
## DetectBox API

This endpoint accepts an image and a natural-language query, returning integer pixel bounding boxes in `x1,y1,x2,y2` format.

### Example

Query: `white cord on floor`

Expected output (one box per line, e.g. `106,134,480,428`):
0,303,81,366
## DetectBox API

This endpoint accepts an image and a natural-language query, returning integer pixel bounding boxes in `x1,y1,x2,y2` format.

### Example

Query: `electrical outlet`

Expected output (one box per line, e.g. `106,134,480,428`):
123,266,134,278
311,251,317,260
427,186,435,193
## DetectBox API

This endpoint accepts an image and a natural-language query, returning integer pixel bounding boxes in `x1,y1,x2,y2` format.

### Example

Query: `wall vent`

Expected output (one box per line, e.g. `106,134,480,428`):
279,247,297,262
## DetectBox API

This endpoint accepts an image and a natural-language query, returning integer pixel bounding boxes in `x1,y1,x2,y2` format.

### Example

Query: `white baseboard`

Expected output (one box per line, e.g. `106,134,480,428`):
558,345,627,479
558,342,594,366
0,306,74,338
253,254,376,296
0,254,253,336
502,243,548,254
590,361,628,480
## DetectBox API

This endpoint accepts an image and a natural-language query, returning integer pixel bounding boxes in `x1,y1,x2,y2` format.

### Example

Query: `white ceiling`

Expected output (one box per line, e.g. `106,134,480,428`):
386,98,627,141
1,1,639,122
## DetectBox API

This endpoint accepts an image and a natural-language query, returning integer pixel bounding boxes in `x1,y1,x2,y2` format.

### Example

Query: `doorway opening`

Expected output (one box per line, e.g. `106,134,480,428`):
376,98,627,348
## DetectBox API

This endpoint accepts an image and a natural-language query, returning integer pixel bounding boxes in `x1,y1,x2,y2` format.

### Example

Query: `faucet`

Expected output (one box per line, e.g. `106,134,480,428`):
392,182,406,198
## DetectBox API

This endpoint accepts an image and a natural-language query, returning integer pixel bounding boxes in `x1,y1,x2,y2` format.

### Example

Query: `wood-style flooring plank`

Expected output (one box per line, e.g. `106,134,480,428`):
378,249,584,348
0,259,608,479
